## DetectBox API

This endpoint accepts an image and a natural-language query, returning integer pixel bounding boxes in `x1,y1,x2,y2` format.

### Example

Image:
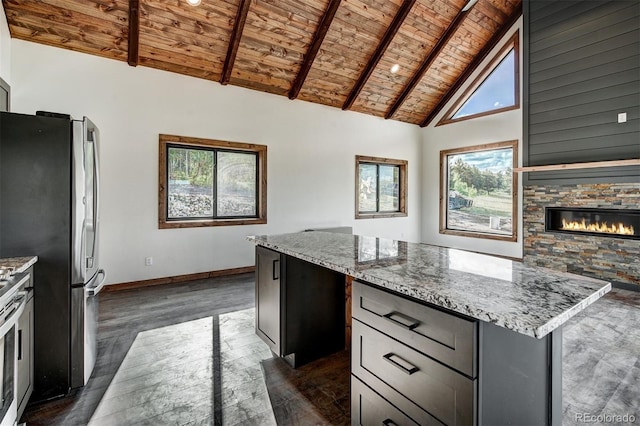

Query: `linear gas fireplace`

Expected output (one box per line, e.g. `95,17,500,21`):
545,207,640,240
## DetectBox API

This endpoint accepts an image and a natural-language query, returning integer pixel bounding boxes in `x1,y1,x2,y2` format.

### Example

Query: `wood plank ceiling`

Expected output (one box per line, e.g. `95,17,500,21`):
2,0,521,126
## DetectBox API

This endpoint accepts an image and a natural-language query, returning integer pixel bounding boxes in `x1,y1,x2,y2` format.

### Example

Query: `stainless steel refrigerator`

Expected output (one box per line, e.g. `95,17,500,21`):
0,111,106,401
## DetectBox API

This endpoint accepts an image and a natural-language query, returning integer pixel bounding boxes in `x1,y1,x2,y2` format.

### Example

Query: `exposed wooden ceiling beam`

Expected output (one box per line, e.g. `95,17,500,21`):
127,0,139,67
342,0,416,111
220,0,252,85
288,0,342,100
384,4,472,120
419,4,522,127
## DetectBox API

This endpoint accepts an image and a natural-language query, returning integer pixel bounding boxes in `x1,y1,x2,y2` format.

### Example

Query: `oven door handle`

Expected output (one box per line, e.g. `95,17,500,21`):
0,297,26,337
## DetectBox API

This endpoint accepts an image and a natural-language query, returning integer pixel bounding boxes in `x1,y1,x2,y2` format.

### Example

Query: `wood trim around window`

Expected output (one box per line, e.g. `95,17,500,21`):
439,140,518,242
437,31,520,126
355,155,408,219
159,134,267,229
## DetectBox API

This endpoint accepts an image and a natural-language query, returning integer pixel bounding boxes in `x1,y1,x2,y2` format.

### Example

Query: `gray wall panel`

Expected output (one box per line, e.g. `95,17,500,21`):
530,8,638,53
528,81,638,115
530,1,632,41
530,43,636,84
530,1,602,32
530,106,639,131
530,141,639,163
530,57,638,94
524,0,640,185
530,31,639,73
529,0,575,19
530,123,638,146
530,68,638,102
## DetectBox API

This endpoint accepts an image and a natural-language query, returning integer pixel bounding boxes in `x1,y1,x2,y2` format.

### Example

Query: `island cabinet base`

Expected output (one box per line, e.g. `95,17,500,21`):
478,321,562,426
255,247,345,368
255,248,563,425
352,281,562,426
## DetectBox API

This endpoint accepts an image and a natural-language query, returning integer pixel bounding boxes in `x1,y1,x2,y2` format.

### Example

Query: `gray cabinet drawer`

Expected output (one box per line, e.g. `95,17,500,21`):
353,281,476,377
352,375,440,426
353,320,475,425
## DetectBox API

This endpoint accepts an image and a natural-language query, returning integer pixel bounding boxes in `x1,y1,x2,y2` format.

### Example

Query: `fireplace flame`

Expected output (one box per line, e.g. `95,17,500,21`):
561,218,635,236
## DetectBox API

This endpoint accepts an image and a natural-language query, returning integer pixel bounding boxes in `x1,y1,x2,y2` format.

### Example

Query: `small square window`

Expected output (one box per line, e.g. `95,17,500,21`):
355,156,407,219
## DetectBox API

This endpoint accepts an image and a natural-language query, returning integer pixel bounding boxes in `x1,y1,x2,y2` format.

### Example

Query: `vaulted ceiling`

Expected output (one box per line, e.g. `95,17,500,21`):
2,0,521,126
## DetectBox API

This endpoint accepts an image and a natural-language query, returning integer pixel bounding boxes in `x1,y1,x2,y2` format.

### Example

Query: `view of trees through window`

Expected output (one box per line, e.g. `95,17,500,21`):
356,156,407,218
168,146,257,219
442,141,517,239
359,164,399,213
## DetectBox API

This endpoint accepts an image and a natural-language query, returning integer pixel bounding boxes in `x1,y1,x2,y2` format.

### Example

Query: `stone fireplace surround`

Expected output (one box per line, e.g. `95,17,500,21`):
523,183,640,289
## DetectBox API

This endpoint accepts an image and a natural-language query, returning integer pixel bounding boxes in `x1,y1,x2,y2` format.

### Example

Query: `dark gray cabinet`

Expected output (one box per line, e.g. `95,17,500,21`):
254,246,345,367
351,280,562,425
17,267,34,420
353,282,476,377
351,376,423,426
353,320,475,425
352,281,476,425
255,246,281,355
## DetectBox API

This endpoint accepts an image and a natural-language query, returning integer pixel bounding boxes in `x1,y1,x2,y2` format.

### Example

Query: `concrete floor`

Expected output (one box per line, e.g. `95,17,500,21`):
562,287,640,425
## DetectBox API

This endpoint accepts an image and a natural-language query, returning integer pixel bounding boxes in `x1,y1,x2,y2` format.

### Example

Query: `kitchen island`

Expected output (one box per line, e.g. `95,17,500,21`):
248,232,610,425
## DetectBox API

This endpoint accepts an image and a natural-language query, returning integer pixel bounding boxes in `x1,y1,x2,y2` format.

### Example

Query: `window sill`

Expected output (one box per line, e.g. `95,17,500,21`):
355,212,407,220
159,217,267,229
439,228,517,242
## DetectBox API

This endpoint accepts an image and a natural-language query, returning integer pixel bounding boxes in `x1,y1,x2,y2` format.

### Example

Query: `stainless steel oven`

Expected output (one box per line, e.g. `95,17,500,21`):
0,291,26,426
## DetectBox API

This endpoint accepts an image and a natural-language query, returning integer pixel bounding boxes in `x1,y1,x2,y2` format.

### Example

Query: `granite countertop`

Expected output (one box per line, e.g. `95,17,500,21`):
248,232,611,339
0,256,37,305
0,256,38,274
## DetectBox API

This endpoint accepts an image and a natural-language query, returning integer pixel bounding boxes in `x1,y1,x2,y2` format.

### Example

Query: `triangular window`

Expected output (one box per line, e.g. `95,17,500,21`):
438,32,519,125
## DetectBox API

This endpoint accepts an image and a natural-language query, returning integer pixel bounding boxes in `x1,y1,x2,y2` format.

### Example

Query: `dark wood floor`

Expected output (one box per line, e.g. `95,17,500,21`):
20,274,640,425
262,351,350,425
22,273,256,425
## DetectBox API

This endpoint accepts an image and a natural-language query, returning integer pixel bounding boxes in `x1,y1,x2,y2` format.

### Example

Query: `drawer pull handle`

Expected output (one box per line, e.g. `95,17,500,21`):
382,419,399,426
383,311,420,330
383,353,419,375
272,259,280,280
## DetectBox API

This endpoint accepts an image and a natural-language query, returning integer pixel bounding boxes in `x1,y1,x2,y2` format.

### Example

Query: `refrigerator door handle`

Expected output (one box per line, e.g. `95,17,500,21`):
88,131,99,270
71,119,86,285
88,269,107,296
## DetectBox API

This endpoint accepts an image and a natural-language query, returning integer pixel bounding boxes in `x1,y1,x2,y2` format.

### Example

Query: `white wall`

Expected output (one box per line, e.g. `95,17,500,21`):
10,40,422,284
421,18,523,259
0,4,11,82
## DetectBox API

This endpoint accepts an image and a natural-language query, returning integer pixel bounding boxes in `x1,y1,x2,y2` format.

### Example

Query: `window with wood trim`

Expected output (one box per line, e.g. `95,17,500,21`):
355,156,407,219
159,135,267,229
440,140,518,241
438,32,519,126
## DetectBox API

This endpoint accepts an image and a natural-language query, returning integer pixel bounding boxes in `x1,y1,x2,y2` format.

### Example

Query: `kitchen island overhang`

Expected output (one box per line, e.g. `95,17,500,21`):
248,231,611,425
248,231,610,339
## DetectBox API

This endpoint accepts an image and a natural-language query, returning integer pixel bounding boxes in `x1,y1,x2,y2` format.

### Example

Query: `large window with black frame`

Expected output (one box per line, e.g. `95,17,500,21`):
159,135,267,228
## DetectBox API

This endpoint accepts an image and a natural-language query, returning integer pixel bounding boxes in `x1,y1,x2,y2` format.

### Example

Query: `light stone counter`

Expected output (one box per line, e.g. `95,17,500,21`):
0,256,38,274
248,232,610,339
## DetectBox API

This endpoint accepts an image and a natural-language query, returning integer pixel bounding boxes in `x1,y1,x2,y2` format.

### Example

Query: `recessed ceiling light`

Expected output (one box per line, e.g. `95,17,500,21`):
187,0,201,6
390,64,400,74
